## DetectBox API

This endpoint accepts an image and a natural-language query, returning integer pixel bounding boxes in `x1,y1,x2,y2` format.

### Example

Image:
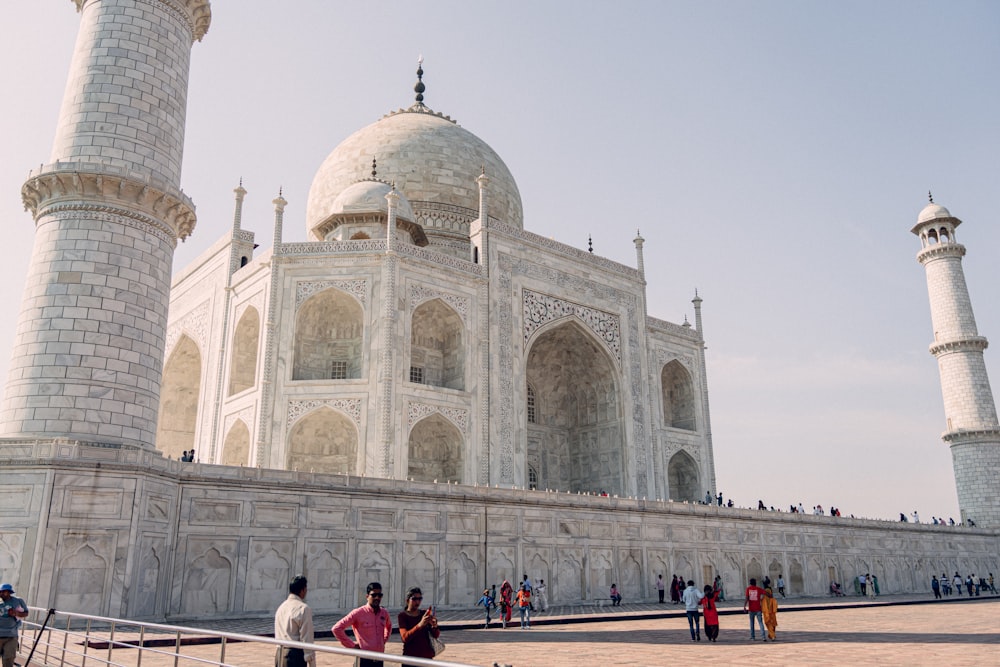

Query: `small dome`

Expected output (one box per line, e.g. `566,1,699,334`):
917,202,952,224
327,180,414,221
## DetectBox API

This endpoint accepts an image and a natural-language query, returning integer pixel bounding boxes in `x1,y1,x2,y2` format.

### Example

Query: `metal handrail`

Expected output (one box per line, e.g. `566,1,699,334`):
21,607,481,667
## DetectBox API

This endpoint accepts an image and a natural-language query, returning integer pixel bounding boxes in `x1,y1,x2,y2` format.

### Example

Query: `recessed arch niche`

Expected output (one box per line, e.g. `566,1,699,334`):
286,407,358,474
667,449,700,502
661,360,696,430
292,288,363,380
525,318,623,494
156,334,202,460
407,413,464,483
222,419,250,466
228,307,260,395
410,298,464,390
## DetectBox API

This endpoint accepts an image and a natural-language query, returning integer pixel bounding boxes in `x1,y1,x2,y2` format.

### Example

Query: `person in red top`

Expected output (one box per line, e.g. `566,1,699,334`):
744,578,767,641
701,584,720,642
397,587,440,659
332,582,392,667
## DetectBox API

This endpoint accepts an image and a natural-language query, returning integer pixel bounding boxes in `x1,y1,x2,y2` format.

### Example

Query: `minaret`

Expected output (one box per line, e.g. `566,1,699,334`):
2,1,211,450
913,196,1000,527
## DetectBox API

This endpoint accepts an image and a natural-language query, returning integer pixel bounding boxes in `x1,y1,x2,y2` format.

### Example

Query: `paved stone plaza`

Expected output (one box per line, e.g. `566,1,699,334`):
22,595,997,667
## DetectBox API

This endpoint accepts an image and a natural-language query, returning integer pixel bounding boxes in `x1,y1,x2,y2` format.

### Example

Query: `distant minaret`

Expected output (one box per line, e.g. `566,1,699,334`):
912,196,1000,527
1,1,211,450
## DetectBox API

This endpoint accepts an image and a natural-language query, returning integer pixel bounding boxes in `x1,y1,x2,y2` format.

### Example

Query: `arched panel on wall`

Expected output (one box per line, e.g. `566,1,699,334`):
222,420,251,466
410,298,465,390
661,360,696,430
525,318,623,494
228,307,260,395
287,406,358,474
667,450,701,502
293,289,364,380
408,413,464,483
156,334,202,460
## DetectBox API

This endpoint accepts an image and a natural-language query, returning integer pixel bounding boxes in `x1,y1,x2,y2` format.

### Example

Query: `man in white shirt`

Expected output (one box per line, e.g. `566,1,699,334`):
681,580,705,641
274,576,314,667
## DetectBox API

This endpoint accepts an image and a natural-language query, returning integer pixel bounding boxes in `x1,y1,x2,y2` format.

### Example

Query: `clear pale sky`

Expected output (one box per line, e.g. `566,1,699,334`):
2,1,998,521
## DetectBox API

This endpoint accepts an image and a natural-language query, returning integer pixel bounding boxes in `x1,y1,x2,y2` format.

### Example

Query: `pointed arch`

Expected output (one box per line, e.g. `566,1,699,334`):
661,360,696,430
293,288,364,381
667,450,700,502
525,318,623,494
222,419,250,466
408,413,464,483
228,307,260,395
286,406,358,474
410,298,465,390
157,334,202,460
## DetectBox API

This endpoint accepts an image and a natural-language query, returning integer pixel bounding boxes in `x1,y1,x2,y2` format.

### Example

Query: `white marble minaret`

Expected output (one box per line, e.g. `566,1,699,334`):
1,0,211,450
913,196,1000,527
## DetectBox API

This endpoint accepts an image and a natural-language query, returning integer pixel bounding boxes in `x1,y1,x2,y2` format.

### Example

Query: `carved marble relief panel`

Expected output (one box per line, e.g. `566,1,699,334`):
53,531,114,614
251,503,298,528
0,487,33,517
305,541,347,610
180,538,238,616
244,539,294,612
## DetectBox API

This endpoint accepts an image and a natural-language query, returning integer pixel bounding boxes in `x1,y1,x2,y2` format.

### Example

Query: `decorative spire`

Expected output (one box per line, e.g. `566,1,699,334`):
414,56,425,105
372,156,377,179
928,190,934,204
232,178,247,232
588,235,593,253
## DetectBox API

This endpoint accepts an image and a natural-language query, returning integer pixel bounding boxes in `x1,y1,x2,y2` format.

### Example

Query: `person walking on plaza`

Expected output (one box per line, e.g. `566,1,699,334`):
0,583,28,667
535,579,548,612
681,580,704,641
714,574,725,602
398,587,440,660
522,575,534,611
274,576,314,667
858,573,867,596
670,575,681,604
931,576,941,599
656,574,665,603
777,574,786,598
761,587,779,641
515,583,532,629
332,582,392,667
701,584,720,642
867,573,876,599
499,579,513,628
744,578,766,641
478,589,493,628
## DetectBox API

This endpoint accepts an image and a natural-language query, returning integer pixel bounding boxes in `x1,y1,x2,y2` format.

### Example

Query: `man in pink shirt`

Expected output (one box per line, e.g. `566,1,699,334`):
332,582,392,667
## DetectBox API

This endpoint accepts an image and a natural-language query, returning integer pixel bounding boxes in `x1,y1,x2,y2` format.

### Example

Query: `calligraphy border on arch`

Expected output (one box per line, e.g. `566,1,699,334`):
407,401,469,435
294,280,368,310
408,283,470,322
286,399,363,434
522,289,621,364
165,299,210,361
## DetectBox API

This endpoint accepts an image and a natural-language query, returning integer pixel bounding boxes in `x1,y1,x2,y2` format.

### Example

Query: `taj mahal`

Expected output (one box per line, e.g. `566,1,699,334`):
1,0,997,621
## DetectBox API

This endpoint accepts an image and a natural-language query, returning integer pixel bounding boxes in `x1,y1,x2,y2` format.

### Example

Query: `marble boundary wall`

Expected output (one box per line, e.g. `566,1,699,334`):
1,442,997,622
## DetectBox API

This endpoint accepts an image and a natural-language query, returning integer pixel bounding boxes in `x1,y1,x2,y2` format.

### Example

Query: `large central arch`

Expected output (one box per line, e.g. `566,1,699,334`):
525,319,623,494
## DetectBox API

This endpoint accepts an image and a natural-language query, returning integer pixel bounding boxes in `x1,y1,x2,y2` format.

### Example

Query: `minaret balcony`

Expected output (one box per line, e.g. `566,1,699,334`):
929,336,988,356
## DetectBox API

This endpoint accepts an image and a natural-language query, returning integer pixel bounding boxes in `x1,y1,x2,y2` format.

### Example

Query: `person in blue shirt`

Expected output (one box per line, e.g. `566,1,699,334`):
0,583,29,667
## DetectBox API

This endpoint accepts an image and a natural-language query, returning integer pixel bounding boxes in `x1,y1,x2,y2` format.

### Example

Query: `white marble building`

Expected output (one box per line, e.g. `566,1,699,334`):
158,68,716,502
0,0,997,622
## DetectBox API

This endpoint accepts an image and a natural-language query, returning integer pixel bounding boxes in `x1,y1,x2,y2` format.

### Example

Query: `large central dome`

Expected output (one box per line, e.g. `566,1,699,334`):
306,105,523,250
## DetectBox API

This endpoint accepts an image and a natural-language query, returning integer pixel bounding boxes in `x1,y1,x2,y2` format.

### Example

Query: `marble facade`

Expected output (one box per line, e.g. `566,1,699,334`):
2,442,997,620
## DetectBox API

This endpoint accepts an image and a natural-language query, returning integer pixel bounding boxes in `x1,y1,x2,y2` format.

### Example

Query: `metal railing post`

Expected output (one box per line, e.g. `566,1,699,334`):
137,626,145,667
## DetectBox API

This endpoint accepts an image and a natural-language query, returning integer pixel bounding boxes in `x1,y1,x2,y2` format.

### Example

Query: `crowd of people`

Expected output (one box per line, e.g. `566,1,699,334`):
930,572,996,599
269,566,999,664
